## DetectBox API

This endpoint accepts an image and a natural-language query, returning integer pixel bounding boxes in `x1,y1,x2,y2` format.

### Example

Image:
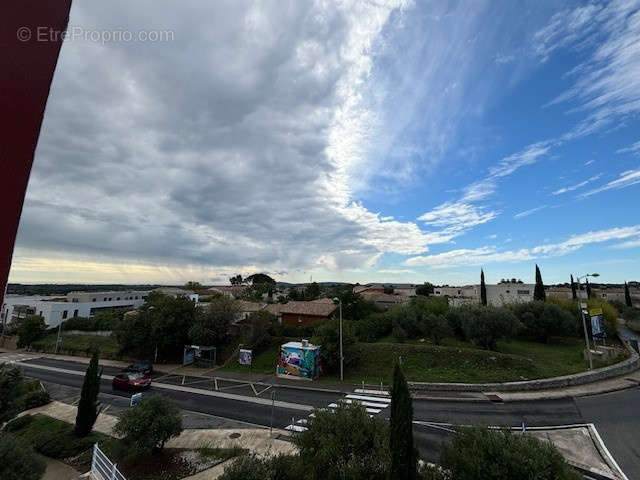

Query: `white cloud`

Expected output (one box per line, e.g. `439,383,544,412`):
579,168,640,197
552,174,602,195
611,239,640,249
489,141,552,178
406,224,640,268
617,140,640,155
514,205,547,219
418,201,498,242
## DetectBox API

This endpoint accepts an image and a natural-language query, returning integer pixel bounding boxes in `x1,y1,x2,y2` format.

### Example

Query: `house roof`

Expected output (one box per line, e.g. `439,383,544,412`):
236,300,263,312
266,298,337,317
361,292,411,304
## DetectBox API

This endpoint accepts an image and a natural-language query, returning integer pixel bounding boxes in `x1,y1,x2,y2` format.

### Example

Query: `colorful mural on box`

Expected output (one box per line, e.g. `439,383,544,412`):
277,343,319,379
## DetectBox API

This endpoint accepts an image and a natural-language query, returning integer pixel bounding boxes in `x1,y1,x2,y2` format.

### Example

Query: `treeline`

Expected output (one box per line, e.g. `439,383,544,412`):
6,284,159,296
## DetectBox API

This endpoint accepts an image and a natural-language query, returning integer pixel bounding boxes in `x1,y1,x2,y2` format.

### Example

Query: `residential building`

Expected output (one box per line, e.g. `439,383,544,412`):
1,290,150,329
265,298,337,326
153,287,199,302
359,291,411,310
432,283,534,306
206,285,248,298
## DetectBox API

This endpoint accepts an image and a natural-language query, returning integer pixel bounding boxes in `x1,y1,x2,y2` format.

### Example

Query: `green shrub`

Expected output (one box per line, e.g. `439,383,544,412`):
622,307,640,322
0,434,46,480
355,311,392,342
11,415,94,459
17,315,46,347
513,301,577,343
459,305,520,350
440,427,582,480
392,322,408,343
220,453,304,480
295,402,390,480
21,389,50,410
312,318,358,373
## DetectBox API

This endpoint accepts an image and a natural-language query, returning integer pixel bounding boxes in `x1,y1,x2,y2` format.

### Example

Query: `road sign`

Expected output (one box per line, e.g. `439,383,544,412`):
130,392,143,407
239,349,252,365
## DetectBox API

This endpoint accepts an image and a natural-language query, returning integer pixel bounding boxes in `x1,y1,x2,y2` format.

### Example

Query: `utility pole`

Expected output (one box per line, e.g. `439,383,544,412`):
576,273,599,370
332,297,344,382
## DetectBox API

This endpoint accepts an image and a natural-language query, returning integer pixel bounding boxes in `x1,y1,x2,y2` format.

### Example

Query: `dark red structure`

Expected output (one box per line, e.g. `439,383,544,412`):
0,1,72,308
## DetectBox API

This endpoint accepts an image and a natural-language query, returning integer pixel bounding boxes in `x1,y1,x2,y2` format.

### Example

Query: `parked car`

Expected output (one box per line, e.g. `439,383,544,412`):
112,372,151,391
123,360,153,375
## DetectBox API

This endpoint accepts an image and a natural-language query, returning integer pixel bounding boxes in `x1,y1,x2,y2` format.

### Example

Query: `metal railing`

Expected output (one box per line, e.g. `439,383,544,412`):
91,443,127,480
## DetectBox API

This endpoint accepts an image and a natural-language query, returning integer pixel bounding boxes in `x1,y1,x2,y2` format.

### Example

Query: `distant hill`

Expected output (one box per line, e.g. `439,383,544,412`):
7,284,162,296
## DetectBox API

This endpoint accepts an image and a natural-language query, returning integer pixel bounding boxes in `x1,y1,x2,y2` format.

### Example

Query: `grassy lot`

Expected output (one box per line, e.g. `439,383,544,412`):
6,414,243,480
31,333,119,357
218,336,627,384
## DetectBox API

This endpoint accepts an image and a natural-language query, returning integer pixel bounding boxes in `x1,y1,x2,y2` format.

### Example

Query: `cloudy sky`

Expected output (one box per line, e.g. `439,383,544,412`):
10,0,640,285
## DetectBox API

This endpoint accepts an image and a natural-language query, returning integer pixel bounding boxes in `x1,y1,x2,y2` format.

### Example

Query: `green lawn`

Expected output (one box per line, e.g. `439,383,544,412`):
31,333,119,357
218,336,627,384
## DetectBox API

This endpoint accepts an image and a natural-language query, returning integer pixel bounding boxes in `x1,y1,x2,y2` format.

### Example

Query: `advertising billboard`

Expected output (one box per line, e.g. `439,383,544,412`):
238,349,252,365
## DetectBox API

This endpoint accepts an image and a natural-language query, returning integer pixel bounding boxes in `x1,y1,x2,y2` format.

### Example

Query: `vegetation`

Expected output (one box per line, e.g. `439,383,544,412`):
440,427,581,480
570,274,577,300
480,269,487,306
295,402,390,480
17,315,46,348
75,350,102,437
189,295,238,347
60,312,119,331
114,395,183,453
31,333,118,357
534,264,546,301
625,281,632,307
459,305,520,350
415,282,434,297
389,363,416,479
0,434,46,480
312,317,358,373
219,453,305,480
0,365,50,422
512,301,576,343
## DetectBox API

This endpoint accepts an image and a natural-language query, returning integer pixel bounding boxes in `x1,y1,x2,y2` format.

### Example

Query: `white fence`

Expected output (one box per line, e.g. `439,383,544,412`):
91,443,127,480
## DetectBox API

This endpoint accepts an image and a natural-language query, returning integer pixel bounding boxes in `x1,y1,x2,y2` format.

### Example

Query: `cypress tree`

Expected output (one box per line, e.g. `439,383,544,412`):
625,282,632,308
586,279,592,299
480,269,487,306
570,274,577,300
389,362,416,480
75,350,102,437
534,264,546,301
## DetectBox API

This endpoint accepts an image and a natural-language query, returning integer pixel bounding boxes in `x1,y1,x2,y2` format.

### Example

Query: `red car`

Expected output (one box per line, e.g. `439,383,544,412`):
112,372,151,391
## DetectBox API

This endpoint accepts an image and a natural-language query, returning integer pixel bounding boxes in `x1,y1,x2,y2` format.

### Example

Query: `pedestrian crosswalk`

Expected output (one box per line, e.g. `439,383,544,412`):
0,353,40,365
284,393,392,432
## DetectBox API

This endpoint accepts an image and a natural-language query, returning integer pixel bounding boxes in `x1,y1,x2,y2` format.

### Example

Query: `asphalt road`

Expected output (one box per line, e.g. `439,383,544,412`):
15,356,640,478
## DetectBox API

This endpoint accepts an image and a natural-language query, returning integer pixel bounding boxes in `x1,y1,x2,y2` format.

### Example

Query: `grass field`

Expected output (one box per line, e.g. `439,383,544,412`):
219,336,627,384
31,333,119,357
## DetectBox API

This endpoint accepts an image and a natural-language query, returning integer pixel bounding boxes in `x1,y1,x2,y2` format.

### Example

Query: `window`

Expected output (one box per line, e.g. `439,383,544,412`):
435,291,440,295
92,298,96,302
517,290,530,295
506,290,510,294
62,310,68,319
103,297,107,301
39,311,42,317
135,296,139,299
117,297,120,300
108,297,113,301
72,298,78,303
73,309,79,317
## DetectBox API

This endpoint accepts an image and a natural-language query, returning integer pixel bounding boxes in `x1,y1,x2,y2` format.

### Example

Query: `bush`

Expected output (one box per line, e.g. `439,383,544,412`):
459,305,520,350
10,415,95,459
61,313,118,331
294,402,390,480
419,314,451,345
220,453,304,480
4,414,34,432
513,301,577,343
21,389,50,410
312,318,358,373
622,307,640,322
17,315,46,348
440,427,582,480
0,434,46,480
114,395,183,453
354,312,392,342
392,322,408,343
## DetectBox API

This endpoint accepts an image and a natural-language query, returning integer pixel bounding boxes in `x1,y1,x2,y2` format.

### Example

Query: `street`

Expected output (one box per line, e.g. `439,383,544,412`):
11,356,640,479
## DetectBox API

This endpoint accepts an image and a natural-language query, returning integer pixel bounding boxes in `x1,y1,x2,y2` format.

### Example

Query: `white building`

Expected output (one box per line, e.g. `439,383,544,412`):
152,287,199,302
1,290,150,329
433,283,534,306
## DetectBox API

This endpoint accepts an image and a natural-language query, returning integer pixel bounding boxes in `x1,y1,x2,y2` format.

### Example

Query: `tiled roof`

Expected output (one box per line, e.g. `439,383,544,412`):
266,298,337,317
236,300,263,312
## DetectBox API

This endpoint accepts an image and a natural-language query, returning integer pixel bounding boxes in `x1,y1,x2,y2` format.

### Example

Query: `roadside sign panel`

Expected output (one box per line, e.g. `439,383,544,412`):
130,392,143,407
589,308,605,339
238,349,252,365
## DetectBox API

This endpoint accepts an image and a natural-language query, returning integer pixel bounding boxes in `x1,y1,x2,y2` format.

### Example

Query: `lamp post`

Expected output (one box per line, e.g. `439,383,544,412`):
575,273,599,370
332,297,343,382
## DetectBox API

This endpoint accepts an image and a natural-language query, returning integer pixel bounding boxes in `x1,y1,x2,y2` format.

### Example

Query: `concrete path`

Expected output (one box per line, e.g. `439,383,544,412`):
41,455,80,480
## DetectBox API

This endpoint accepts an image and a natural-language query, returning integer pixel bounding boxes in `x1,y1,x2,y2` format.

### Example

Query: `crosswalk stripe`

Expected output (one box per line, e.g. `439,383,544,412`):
327,403,381,414
345,394,391,403
341,399,389,409
285,424,308,432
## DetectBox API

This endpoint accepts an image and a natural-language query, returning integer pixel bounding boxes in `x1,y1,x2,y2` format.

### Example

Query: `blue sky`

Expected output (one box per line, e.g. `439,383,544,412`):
9,0,640,285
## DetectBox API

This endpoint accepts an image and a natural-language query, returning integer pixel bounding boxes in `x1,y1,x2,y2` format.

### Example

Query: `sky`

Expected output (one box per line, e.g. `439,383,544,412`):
9,0,640,286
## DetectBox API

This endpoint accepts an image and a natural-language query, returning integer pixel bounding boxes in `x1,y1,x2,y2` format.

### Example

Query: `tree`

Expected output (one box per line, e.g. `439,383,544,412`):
189,296,238,347
295,401,389,480
480,270,487,306
415,282,434,297
304,282,321,300
586,279,592,299
513,301,577,343
0,434,46,480
114,395,183,453
625,281,633,308
229,274,244,285
440,427,581,480
220,453,304,480
0,365,50,422
570,274,577,300
245,273,276,285
389,363,416,480
184,281,203,291
75,350,102,437
331,289,379,321
16,315,46,348
312,318,357,373
460,305,520,350
534,264,546,301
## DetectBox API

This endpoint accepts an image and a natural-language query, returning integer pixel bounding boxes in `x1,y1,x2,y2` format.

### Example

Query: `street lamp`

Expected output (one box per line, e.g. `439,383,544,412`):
332,297,343,382
575,273,599,370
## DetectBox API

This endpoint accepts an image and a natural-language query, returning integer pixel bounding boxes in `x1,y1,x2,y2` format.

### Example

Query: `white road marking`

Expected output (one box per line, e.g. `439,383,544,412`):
345,394,391,404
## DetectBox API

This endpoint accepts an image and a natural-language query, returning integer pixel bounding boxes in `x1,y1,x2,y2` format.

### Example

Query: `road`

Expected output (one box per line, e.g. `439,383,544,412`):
11,356,640,478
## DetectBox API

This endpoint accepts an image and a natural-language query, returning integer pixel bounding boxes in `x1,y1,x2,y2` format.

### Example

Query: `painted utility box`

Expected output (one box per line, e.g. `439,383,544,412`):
276,340,320,380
